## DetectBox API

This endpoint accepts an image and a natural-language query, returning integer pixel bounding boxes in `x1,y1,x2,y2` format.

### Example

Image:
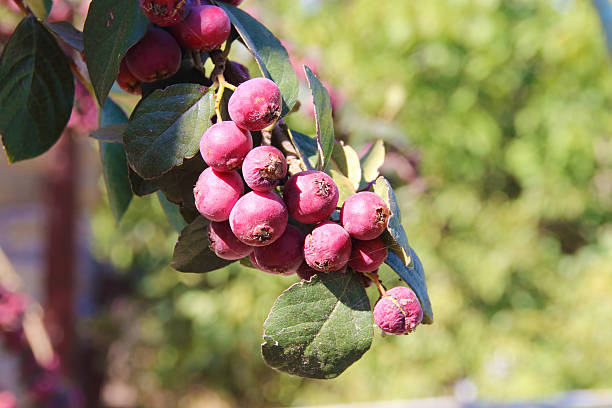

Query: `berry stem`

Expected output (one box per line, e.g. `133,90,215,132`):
364,272,386,296
191,50,205,74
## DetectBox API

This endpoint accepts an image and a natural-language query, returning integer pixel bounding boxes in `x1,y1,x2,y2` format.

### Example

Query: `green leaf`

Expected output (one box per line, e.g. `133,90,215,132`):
83,0,149,105
99,98,132,222
26,0,52,18
385,249,434,325
124,84,214,179
331,141,362,190
288,129,316,170
45,21,84,52
329,169,355,207
154,155,205,213
360,140,385,184
262,271,373,379
216,2,298,116
0,16,74,163
304,66,334,172
373,176,411,264
90,124,126,143
129,167,159,196
172,216,235,273
158,191,188,233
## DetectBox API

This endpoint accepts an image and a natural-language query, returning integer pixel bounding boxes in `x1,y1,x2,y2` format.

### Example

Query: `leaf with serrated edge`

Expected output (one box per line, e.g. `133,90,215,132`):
83,0,149,105
45,22,84,52
91,124,127,143
331,142,362,190
385,249,433,324
304,66,334,172
157,191,188,233
124,84,214,180
216,2,298,116
329,169,355,208
0,16,74,163
262,271,372,379
172,216,234,273
373,176,410,264
360,140,385,184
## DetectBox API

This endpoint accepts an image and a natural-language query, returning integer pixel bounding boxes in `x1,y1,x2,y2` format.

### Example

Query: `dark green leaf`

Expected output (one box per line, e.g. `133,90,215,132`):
373,176,411,264
304,66,334,172
0,16,74,163
155,155,205,212
99,98,132,222
45,21,84,52
124,84,214,179
172,216,235,273
158,191,188,233
27,0,51,18
288,129,316,170
90,123,126,143
329,169,355,207
360,140,385,184
216,2,298,116
129,167,159,196
331,141,361,190
83,0,149,105
262,271,373,379
385,250,434,324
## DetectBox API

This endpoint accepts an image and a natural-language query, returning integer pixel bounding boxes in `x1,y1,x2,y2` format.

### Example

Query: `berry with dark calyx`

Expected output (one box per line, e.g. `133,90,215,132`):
228,78,282,131
242,146,287,192
341,191,390,240
253,225,304,274
194,167,243,222
348,237,388,273
229,191,288,246
200,121,253,172
208,221,253,260
296,261,318,281
117,59,141,95
170,5,230,51
283,170,339,224
139,0,190,26
303,221,351,272
125,28,182,83
224,61,250,87
373,286,423,335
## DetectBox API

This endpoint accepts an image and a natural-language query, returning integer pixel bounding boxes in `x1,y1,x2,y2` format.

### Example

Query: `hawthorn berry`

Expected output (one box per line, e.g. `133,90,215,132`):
116,59,141,95
373,286,423,335
200,121,253,172
348,237,388,273
253,225,304,274
125,28,182,83
228,78,282,131
242,146,287,192
170,5,231,51
283,170,339,224
207,221,253,260
341,191,390,240
303,221,351,272
229,191,288,247
296,261,318,281
194,167,243,222
224,61,251,86
139,0,190,26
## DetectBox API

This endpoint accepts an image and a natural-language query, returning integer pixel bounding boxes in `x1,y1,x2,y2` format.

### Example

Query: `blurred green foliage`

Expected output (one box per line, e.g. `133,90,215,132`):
90,0,612,406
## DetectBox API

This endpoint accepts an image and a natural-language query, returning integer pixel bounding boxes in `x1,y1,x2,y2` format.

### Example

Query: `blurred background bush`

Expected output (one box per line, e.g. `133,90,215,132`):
3,0,612,406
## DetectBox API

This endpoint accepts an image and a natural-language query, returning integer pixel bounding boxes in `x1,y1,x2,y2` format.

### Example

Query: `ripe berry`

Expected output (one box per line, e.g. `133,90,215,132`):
296,261,318,281
125,28,182,83
229,191,288,246
228,78,282,131
304,221,351,272
224,60,250,87
139,0,190,26
373,286,423,335
341,192,390,240
242,146,287,192
200,121,252,172
117,59,141,95
253,225,304,274
348,237,388,273
194,167,243,222
283,170,339,224
170,5,230,51
208,221,252,260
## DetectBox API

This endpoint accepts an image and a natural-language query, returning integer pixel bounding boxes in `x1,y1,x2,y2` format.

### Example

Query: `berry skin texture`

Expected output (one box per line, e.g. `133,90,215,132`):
373,286,423,335
229,191,288,247
125,28,182,83
341,191,390,240
139,0,190,26
253,225,304,274
207,221,253,260
304,221,352,272
283,170,339,224
200,121,253,172
242,146,287,192
348,237,388,273
117,59,141,95
194,167,243,222
170,5,231,51
228,78,282,131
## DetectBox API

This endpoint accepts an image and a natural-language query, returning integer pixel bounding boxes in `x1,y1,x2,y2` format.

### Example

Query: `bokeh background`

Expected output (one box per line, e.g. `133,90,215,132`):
2,0,612,406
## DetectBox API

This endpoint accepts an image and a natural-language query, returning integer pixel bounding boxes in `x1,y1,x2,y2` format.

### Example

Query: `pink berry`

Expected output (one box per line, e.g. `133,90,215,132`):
303,221,351,272
117,59,141,95
139,0,190,26
200,121,253,172
373,286,423,335
229,191,288,246
207,221,252,260
341,192,390,240
242,146,287,192
170,5,230,51
253,225,304,274
194,167,243,221
228,78,282,131
125,28,181,83
296,261,318,281
348,237,388,273
283,170,339,224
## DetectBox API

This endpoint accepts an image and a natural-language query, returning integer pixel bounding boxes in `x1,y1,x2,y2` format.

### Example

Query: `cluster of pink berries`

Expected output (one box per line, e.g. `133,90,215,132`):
117,0,241,94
